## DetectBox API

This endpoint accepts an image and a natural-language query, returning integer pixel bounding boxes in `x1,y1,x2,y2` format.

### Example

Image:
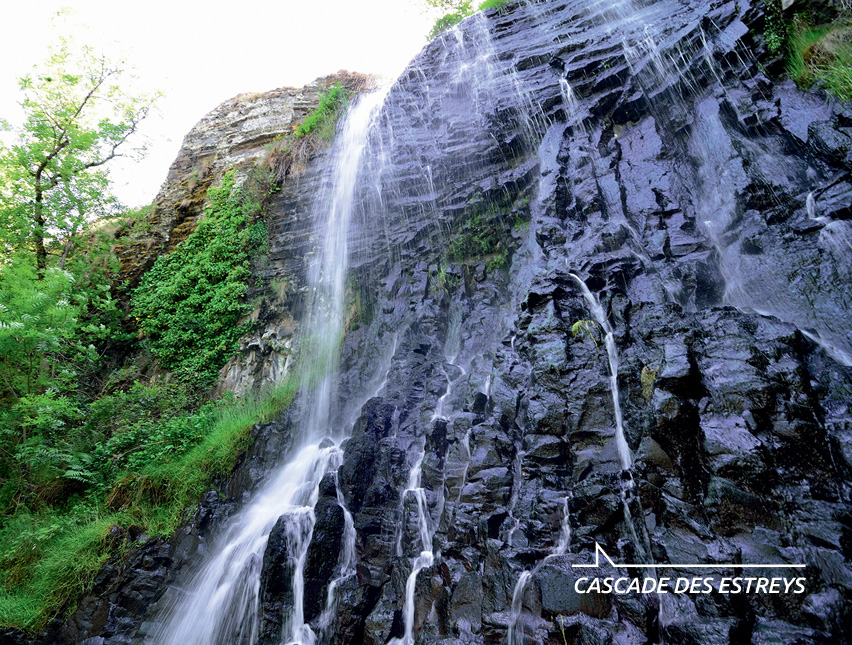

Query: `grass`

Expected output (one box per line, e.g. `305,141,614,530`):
0,377,298,633
294,83,349,141
787,22,852,101
264,82,351,183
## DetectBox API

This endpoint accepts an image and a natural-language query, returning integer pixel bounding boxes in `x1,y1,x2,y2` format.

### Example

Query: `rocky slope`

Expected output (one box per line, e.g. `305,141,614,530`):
19,0,852,642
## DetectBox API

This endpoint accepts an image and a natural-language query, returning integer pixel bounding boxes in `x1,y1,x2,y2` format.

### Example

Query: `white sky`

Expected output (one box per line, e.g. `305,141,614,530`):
0,0,438,207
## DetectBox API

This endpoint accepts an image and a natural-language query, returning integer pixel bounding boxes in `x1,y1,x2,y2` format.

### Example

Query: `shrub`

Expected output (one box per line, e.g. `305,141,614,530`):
131,170,269,385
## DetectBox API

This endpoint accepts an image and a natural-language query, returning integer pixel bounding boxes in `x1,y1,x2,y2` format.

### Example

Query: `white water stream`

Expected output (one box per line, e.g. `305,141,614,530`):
569,273,633,471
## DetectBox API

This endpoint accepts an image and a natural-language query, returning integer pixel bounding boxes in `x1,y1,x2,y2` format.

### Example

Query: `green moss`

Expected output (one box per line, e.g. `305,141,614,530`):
443,189,531,273
640,365,657,403
571,319,601,349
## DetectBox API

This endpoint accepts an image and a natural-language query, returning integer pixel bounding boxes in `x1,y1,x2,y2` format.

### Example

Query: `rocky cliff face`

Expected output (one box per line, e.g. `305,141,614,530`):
111,72,368,394
27,0,852,643
303,0,852,642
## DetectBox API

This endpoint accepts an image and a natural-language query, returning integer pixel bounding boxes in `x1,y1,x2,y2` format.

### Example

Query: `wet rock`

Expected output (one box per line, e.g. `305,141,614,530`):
33,0,852,643
303,476,346,624
258,515,298,643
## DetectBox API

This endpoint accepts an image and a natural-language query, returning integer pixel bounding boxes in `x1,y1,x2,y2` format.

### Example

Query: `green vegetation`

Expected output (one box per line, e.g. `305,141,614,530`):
571,319,602,349
265,82,352,182
787,22,852,101
294,82,349,141
640,365,657,403
763,0,789,54
0,378,297,631
132,170,271,387
426,0,513,39
439,189,530,279
0,34,293,633
446,211,502,261
0,36,157,275
761,0,852,102
478,0,512,11
429,4,473,39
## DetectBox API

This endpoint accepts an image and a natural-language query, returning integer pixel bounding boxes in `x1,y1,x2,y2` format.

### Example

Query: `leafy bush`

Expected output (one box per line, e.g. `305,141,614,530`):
132,171,269,385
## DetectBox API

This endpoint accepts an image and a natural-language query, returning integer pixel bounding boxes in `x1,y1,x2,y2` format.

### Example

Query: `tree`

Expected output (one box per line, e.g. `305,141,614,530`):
0,36,156,273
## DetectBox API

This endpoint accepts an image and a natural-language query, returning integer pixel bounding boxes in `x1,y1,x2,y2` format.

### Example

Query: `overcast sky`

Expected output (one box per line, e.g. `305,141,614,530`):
0,0,437,206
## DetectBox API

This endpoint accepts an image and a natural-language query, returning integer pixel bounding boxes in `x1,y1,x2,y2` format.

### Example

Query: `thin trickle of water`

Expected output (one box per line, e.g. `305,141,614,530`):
554,496,572,556
452,428,473,515
390,443,436,645
315,472,357,634
806,192,820,221
150,88,391,645
506,570,532,645
570,273,632,471
505,448,526,547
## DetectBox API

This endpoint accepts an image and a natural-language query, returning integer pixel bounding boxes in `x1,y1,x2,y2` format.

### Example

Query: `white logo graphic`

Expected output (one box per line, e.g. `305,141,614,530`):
572,542,806,569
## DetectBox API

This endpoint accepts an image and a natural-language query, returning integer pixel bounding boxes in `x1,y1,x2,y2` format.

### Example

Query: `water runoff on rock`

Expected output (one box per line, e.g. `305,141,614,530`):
147,87,390,645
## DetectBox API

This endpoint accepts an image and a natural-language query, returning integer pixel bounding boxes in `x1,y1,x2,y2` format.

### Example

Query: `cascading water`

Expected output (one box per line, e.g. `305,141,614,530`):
148,87,390,645
569,273,632,471
506,571,532,645
389,446,435,645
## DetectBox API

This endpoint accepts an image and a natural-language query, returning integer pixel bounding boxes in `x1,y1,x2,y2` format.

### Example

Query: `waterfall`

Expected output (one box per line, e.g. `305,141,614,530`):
117,1,852,644
148,87,390,645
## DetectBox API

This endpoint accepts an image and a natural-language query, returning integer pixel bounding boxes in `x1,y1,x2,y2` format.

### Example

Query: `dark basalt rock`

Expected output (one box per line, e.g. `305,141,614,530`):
303,476,346,624
258,515,297,644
